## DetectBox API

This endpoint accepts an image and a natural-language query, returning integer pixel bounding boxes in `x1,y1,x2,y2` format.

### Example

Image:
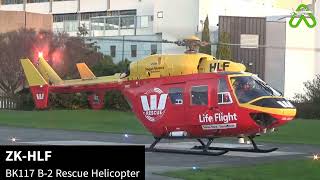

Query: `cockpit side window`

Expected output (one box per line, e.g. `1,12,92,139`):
231,76,273,103
218,78,233,104
191,85,208,106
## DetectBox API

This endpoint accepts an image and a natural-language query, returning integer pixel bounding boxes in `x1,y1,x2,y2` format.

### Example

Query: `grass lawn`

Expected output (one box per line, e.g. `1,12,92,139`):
161,159,320,180
255,119,320,145
0,110,319,145
0,110,148,135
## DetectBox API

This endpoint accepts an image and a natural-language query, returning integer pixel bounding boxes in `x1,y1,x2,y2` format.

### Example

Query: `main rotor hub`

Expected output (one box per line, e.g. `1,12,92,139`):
181,36,209,54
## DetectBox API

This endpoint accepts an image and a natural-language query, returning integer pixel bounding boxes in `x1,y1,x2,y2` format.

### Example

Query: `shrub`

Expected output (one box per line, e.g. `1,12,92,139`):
292,102,320,119
16,89,34,111
294,75,320,119
49,93,88,110
294,75,320,104
105,90,131,111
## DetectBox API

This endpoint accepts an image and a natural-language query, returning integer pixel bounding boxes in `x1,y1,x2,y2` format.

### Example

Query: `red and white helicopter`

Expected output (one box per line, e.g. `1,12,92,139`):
21,36,296,156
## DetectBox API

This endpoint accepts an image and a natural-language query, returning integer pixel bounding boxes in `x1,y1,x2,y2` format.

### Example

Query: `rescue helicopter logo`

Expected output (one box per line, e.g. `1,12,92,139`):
36,93,45,100
140,88,168,122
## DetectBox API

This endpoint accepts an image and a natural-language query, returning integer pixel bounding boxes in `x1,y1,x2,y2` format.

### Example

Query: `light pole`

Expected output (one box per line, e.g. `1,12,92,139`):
23,0,27,28
122,35,125,62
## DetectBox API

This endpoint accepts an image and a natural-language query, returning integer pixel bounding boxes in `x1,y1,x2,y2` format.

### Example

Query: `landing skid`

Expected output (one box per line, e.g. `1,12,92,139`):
193,147,278,153
192,136,278,153
146,147,229,156
146,136,278,156
145,137,229,156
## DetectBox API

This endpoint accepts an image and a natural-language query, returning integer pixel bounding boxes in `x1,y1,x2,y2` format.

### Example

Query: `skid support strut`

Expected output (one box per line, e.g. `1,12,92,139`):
145,137,229,156
192,136,278,153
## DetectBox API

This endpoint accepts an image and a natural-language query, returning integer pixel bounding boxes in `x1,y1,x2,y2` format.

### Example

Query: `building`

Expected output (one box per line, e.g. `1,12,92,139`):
1,0,318,98
0,0,292,62
218,12,319,99
218,16,267,79
265,16,316,99
0,10,52,33
266,0,320,99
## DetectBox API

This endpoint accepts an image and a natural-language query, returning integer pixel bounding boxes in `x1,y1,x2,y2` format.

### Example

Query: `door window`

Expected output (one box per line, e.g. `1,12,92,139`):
169,88,183,105
218,78,233,104
191,86,208,105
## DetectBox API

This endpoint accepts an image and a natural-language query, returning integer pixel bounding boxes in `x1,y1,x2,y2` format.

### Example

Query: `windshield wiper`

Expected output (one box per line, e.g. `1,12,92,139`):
252,76,274,96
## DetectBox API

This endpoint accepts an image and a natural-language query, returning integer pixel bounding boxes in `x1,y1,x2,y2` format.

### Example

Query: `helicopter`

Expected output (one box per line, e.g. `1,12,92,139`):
20,36,296,156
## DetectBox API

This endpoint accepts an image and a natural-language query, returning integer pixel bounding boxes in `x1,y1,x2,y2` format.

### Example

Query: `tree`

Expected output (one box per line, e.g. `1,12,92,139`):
91,56,131,77
216,31,232,59
91,55,119,76
199,16,212,55
293,75,320,119
294,75,320,104
0,29,37,97
0,28,104,97
60,36,102,78
117,58,131,73
77,23,89,37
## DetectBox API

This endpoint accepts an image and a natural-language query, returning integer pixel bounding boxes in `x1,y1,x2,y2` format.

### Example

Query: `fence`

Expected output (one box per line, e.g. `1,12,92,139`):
0,96,17,110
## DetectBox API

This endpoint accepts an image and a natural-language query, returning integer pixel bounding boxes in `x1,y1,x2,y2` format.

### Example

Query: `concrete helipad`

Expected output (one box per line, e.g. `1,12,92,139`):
0,126,318,180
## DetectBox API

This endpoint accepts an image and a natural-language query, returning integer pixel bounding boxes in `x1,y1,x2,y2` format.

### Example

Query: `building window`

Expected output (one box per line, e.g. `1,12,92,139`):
81,11,107,21
131,45,137,57
27,0,49,3
53,14,64,22
157,11,163,18
54,11,108,22
105,17,119,30
151,44,157,55
110,46,116,58
139,16,149,28
191,86,208,105
120,16,135,29
218,78,233,104
53,14,77,22
64,14,77,21
106,9,136,17
1,0,23,4
81,13,91,21
91,18,104,30
120,9,137,16
106,10,119,16
169,88,183,105
64,21,78,32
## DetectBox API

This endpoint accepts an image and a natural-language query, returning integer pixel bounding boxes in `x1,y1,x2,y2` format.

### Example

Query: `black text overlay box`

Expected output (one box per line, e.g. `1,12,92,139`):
0,145,145,180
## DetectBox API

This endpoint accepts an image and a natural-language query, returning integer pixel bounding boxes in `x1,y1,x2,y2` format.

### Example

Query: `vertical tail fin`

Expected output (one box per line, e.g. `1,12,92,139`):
21,59,49,109
76,63,96,80
38,57,63,85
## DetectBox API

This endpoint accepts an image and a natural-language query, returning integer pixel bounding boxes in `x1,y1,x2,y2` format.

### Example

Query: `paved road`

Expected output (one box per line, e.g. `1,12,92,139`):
0,126,319,180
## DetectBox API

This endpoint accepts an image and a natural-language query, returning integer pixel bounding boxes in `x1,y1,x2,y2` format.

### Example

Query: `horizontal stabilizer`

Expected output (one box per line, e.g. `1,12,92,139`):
76,63,96,80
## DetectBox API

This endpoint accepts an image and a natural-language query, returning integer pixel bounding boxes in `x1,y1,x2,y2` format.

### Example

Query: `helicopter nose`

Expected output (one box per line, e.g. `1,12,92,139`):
250,107,296,128
250,112,277,128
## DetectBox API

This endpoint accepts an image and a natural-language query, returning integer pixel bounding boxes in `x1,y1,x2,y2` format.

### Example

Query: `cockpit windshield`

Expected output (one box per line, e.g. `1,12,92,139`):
230,75,282,103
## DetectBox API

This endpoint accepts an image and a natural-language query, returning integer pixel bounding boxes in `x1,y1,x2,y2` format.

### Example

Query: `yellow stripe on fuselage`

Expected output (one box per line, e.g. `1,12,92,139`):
239,103,296,117
227,74,296,116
